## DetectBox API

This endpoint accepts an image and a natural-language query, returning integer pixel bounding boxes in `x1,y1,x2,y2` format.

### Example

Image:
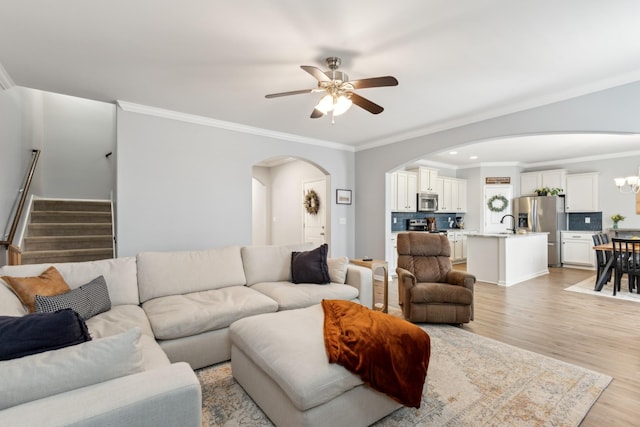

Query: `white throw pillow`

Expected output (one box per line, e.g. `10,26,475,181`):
0,327,144,410
327,256,349,284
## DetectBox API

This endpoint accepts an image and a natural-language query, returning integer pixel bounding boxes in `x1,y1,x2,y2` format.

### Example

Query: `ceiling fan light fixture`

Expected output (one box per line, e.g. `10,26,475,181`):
315,94,334,114
333,95,352,116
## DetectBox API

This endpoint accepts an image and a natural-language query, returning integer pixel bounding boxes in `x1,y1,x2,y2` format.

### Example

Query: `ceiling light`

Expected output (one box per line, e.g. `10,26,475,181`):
449,151,458,155
314,94,352,116
470,156,478,160
614,168,640,193
333,95,352,116
315,94,334,114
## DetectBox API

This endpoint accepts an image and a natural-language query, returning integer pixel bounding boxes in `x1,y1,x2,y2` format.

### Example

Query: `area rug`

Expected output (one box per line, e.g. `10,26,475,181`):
197,325,611,427
565,275,640,302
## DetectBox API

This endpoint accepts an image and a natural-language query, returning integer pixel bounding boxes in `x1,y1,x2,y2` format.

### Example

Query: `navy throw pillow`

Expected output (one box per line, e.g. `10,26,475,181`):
291,243,330,284
0,308,92,361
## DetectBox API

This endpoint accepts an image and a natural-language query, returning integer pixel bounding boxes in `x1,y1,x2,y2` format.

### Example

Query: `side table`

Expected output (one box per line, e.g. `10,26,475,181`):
350,259,388,313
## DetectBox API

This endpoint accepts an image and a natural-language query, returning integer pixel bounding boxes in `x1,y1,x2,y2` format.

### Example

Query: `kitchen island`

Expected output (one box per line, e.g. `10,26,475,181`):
466,232,548,286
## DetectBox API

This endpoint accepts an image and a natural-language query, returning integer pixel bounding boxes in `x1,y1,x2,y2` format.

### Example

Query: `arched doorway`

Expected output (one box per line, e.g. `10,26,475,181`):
252,156,329,246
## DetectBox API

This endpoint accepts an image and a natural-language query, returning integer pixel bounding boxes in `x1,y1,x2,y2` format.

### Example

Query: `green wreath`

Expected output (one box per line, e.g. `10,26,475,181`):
304,190,320,215
487,194,509,213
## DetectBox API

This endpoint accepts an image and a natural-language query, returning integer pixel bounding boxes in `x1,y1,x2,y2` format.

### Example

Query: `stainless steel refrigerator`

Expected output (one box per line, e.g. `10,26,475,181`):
515,196,566,267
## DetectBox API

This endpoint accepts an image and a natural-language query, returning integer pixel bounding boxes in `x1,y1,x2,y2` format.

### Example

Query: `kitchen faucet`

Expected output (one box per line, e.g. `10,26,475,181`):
500,214,516,234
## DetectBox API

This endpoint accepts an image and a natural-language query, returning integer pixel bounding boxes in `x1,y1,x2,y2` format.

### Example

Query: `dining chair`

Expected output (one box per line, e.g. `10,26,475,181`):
592,234,611,286
610,238,640,295
600,233,610,244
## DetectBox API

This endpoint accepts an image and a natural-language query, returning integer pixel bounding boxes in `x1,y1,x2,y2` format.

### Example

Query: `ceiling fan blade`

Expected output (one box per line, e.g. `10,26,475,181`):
348,76,398,89
301,65,331,82
351,93,384,114
265,89,313,98
310,108,324,119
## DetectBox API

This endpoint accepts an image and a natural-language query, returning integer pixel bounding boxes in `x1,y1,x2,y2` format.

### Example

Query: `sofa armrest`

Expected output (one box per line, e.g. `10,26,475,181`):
345,265,373,308
0,362,201,427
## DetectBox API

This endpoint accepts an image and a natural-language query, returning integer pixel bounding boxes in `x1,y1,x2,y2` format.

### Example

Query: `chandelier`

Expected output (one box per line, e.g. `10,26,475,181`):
614,168,640,193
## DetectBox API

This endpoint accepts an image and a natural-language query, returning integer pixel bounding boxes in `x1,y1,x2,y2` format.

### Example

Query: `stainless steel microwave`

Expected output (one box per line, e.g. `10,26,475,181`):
417,193,438,212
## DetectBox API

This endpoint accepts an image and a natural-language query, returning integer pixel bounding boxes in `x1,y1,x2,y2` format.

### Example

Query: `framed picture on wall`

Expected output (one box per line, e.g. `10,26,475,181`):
336,189,352,205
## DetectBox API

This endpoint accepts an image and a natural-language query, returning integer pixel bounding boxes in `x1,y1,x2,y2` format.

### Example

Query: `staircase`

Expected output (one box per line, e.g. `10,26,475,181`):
20,199,114,265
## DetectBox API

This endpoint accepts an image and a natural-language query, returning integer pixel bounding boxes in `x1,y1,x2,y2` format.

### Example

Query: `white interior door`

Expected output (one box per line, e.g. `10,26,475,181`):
303,179,326,246
483,185,514,233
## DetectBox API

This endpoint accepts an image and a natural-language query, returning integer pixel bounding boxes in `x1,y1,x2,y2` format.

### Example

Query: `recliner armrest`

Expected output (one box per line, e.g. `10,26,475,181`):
396,267,416,287
446,270,475,290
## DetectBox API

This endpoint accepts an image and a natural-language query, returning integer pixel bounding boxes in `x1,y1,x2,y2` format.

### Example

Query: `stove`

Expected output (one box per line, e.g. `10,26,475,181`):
406,218,443,232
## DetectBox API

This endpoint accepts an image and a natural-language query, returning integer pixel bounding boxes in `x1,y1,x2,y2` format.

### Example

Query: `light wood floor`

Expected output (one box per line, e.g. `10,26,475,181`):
377,266,640,426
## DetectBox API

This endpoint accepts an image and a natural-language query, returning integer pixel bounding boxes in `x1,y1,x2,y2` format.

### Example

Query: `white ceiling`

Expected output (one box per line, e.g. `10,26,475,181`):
2,0,640,166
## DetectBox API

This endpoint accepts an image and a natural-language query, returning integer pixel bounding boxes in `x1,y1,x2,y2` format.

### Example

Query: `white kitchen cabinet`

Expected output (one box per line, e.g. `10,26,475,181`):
437,177,467,213
520,169,566,195
447,231,468,263
392,171,417,212
561,231,596,268
409,167,438,193
565,173,599,212
456,179,467,212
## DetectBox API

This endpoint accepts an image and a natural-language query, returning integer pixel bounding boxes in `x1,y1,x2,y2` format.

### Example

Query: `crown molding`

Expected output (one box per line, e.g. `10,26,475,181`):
116,101,355,152
0,62,15,90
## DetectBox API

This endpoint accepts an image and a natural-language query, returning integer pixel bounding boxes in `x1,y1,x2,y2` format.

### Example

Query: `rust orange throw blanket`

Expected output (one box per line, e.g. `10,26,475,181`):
321,299,430,408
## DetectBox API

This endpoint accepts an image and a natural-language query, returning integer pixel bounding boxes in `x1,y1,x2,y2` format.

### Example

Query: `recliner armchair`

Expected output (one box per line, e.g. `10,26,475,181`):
396,232,475,324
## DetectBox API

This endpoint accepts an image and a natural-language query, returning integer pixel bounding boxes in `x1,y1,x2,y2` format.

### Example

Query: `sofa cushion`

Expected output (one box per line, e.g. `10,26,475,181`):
86,304,169,370
291,244,330,284
0,278,29,317
242,243,315,286
0,327,144,410
143,286,278,340
327,256,349,284
0,309,91,361
137,246,246,303
1,266,71,312
34,275,111,320
249,281,359,311
229,305,363,411
0,257,140,307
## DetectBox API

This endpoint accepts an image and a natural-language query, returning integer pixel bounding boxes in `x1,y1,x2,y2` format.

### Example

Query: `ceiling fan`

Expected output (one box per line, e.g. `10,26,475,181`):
265,57,398,121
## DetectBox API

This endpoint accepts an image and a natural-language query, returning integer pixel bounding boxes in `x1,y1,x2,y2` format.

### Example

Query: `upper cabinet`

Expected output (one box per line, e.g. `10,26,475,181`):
391,170,417,212
409,167,438,193
520,169,566,195
436,177,467,213
565,173,599,212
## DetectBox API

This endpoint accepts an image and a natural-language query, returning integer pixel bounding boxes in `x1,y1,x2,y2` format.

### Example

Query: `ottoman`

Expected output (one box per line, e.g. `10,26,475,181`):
229,304,402,427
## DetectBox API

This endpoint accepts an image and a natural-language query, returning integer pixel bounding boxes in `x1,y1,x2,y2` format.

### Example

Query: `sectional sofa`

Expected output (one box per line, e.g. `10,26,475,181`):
0,243,373,427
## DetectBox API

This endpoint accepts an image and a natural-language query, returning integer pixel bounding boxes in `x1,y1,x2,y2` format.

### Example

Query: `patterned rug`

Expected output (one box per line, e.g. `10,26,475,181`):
197,324,611,427
565,275,640,302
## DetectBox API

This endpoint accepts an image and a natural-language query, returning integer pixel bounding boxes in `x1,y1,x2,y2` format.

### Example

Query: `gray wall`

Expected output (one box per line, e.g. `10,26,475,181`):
116,109,355,257
0,87,30,259
357,81,640,259
39,91,115,199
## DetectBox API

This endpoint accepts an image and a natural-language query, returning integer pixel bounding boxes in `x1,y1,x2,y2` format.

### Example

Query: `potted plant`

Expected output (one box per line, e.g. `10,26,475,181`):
611,214,625,229
535,187,563,196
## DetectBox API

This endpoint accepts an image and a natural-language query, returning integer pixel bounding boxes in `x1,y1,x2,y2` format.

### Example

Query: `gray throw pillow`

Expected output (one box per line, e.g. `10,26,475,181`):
291,244,330,284
34,276,111,320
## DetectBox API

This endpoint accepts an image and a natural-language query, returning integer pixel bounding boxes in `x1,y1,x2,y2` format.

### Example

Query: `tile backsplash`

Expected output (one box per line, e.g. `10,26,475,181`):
391,212,465,232
567,212,602,231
